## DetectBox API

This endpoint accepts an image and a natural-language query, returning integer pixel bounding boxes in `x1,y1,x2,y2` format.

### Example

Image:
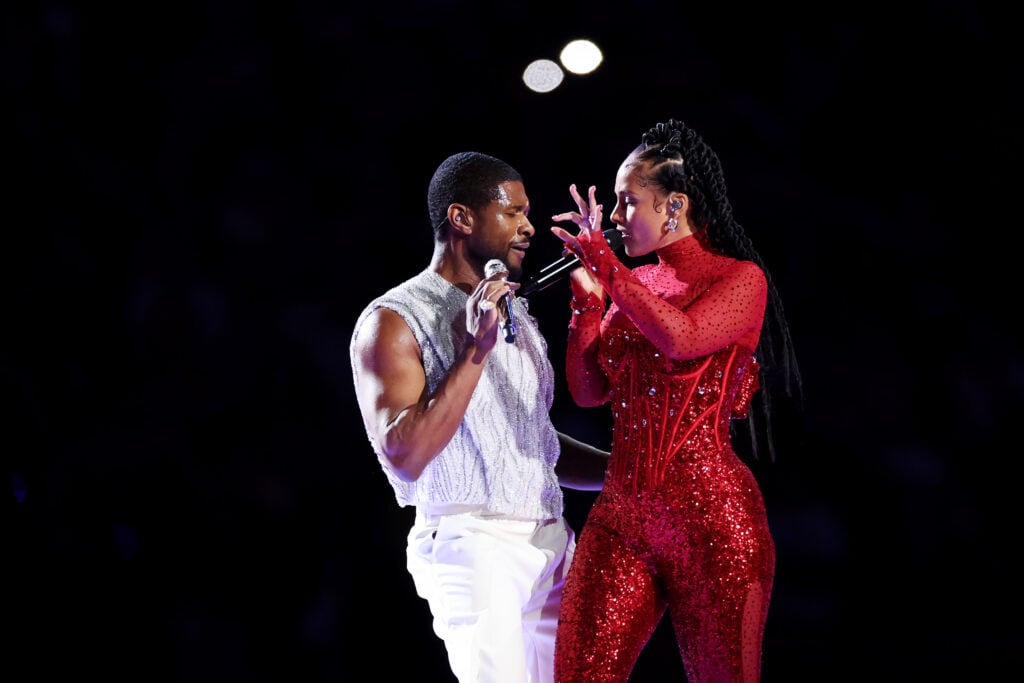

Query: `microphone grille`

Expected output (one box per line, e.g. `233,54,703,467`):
602,228,624,250
484,259,507,278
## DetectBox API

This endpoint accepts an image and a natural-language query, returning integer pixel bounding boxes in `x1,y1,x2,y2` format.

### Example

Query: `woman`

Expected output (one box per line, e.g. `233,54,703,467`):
550,119,802,682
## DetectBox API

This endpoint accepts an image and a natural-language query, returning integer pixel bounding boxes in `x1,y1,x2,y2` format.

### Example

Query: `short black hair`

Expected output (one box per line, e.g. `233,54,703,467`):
427,151,522,237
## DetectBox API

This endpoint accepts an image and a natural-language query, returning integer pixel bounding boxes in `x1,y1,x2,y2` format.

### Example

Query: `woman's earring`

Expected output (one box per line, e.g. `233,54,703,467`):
667,200,682,232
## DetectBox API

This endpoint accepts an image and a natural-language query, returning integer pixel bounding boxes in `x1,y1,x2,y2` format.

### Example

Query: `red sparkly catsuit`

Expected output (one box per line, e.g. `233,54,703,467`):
555,231,774,683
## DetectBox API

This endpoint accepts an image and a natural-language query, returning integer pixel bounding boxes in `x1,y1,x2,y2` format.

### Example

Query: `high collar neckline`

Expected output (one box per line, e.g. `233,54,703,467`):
656,232,718,275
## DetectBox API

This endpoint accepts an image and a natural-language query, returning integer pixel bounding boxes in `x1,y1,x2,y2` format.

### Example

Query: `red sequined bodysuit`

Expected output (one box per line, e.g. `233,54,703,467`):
555,232,774,683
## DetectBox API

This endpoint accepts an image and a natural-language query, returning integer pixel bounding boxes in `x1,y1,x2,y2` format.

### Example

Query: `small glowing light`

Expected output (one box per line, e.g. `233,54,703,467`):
522,59,565,93
560,39,603,75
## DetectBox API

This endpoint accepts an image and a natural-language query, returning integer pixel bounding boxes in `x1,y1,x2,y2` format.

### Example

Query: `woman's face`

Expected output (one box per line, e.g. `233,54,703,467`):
608,154,689,258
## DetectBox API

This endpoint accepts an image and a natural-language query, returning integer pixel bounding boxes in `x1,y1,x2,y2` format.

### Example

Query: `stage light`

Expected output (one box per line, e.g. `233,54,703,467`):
559,39,602,75
522,59,565,93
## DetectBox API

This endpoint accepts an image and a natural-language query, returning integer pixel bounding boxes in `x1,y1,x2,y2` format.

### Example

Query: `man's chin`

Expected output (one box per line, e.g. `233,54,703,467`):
505,254,526,281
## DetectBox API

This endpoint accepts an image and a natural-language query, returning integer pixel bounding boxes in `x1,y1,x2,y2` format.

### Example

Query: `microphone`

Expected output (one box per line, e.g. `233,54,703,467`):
484,258,517,344
519,228,624,298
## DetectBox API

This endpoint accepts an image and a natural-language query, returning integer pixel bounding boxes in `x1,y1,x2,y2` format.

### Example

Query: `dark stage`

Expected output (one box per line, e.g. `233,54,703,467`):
6,1,1021,680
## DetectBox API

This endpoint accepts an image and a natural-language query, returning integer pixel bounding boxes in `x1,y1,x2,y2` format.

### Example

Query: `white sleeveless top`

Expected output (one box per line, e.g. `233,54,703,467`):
350,268,563,521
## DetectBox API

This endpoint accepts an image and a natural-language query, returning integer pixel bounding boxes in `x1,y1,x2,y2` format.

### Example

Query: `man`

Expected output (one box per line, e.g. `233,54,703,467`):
349,151,606,683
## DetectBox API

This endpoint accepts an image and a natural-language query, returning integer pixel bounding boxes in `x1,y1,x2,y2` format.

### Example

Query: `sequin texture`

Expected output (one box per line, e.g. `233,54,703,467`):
556,233,774,682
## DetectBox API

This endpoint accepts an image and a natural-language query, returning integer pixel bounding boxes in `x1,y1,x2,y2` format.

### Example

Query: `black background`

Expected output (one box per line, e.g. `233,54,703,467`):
6,1,1021,681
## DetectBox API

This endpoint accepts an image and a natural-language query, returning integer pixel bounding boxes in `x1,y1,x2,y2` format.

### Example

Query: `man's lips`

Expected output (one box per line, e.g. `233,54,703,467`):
509,243,529,260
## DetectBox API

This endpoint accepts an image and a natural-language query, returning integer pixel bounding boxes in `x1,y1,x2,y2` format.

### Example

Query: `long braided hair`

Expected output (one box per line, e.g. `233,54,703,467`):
635,118,803,461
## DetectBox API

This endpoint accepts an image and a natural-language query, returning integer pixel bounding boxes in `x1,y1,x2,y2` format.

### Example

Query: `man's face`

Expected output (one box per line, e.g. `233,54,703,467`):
473,180,534,279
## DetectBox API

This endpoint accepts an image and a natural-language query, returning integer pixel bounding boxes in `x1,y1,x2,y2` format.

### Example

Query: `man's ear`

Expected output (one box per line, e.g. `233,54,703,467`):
450,205,472,234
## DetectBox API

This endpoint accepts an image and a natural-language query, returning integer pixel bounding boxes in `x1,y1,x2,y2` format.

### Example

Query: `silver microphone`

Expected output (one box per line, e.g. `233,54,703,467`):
484,259,516,343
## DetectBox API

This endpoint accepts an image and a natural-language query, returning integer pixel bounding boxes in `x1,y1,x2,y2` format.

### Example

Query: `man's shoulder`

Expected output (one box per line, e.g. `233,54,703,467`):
357,270,428,308
354,270,452,329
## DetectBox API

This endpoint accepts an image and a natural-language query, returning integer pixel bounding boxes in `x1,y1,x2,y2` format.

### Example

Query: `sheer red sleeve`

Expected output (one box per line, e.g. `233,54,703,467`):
607,261,767,360
577,233,767,361
565,291,609,407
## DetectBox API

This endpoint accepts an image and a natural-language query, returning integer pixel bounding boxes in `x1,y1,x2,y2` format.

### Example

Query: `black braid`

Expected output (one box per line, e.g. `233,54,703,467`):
637,119,803,461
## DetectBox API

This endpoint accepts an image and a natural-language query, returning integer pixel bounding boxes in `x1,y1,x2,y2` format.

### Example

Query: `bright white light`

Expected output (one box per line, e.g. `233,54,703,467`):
559,39,603,75
522,59,565,93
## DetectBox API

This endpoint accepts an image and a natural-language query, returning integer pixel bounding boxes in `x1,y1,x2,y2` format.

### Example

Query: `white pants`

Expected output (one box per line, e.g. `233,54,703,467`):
406,508,576,683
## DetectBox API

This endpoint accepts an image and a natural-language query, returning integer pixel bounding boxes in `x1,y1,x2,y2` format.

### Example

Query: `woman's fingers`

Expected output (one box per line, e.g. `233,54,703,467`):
554,185,603,235
551,226,582,256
